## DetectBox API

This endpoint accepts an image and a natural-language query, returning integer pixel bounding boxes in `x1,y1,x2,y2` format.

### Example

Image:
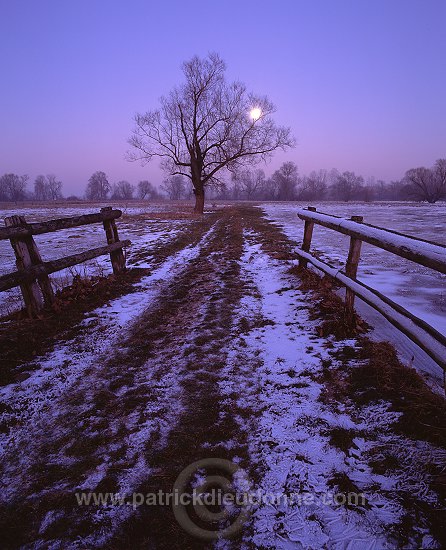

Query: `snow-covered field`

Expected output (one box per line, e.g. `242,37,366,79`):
262,202,446,383
227,231,444,549
0,203,445,548
262,202,446,334
2,201,444,326
1,200,444,380
0,202,192,315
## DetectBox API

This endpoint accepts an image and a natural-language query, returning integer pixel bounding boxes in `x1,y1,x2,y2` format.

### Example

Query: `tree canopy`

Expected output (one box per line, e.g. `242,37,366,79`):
404,159,446,203
85,171,110,200
128,53,294,213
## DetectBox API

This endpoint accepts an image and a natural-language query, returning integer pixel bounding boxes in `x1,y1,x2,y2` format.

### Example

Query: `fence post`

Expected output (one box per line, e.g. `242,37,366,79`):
25,231,54,307
298,206,317,268
5,215,45,317
101,207,126,274
344,215,364,321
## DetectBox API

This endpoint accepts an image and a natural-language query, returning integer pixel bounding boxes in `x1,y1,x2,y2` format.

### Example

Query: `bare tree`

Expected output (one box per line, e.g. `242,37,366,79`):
128,53,294,213
434,158,446,192
85,171,110,200
405,167,434,203
273,162,298,200
46,174,63,200
0,173,28,202
330,171,364,201
405,159,446,203
33,174,63,200
0,176,8,201
137,180,159,200
111,180,135,200
260,177,278,200
233,168,266,199
299,169,327,200
34,175,50,201
161,175,187,200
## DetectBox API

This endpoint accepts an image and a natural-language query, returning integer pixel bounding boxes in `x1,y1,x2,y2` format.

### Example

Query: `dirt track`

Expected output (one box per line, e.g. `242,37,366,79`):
0,206,445,549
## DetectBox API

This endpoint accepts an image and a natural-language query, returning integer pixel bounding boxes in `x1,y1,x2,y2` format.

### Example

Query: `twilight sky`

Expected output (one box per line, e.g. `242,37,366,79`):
1,0,445,195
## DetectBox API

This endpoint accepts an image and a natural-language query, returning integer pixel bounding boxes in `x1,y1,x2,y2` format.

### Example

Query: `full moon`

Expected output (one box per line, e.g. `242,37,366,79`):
250,107,262,121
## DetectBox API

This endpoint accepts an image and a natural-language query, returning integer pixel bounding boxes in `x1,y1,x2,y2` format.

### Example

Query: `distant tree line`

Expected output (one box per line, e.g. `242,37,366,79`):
208,158,446,203
1,158,444,203
133,158,446,203
84,171,162,201
0,173,63,202
0,174,29,201
0,171,162,202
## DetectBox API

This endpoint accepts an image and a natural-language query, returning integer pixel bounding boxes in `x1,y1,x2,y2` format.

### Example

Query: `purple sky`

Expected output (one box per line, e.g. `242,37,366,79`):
1,0,445,196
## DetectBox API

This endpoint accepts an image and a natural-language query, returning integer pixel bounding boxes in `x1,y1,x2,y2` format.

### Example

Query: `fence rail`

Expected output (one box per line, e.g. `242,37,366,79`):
1,207,130,317
297,209,446,274
0,209,122,240
296,207,446,375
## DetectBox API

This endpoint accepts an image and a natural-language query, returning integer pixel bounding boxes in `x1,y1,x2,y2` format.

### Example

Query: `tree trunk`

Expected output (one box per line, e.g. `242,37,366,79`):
193,186,205,214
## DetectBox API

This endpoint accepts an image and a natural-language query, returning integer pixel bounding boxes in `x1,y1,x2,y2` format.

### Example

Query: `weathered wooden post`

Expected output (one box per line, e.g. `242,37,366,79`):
4,215,51,317
101,207,126,274
298,206,317,268
344,215,363,321
23,227,54,307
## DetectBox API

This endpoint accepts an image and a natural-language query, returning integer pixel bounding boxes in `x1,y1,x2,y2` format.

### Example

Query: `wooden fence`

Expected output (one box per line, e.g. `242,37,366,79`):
296,207,446,375
0,207,130,317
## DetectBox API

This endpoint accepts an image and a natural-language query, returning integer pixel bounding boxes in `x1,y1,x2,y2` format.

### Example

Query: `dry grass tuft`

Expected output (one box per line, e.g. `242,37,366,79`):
289,265,368,339
328,472,370,510
0,270,146,386
329,427,360,454
351,338,446,447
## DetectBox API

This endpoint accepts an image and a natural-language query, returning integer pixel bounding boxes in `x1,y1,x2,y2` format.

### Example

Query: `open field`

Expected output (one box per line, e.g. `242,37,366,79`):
2,200,444,379
262,201,446,386
262,201,446,335
0,202,193,315
0,203,445,548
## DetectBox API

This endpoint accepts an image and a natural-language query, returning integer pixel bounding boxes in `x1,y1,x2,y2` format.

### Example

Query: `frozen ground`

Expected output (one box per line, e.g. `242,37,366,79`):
0,205,444,549
261,202,446,334
0,202,193,315
229,231,443,549
262,202,446,385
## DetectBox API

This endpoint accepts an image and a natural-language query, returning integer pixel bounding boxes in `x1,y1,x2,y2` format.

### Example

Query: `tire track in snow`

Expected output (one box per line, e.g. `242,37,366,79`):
103,211,253,550
1,207,443,549
226,225,443,549
0,221,220,548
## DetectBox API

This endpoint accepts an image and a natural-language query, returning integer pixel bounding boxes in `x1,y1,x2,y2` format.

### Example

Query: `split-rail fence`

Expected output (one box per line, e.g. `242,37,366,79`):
0,207,130,317
296,207,446,376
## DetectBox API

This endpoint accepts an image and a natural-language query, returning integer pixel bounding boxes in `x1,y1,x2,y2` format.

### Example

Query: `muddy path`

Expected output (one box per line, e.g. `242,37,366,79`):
0,210,218,385
0,206,445,549
0,208,251,548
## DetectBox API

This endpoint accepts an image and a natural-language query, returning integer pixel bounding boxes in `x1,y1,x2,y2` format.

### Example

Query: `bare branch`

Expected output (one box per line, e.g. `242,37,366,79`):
128,53,295,212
